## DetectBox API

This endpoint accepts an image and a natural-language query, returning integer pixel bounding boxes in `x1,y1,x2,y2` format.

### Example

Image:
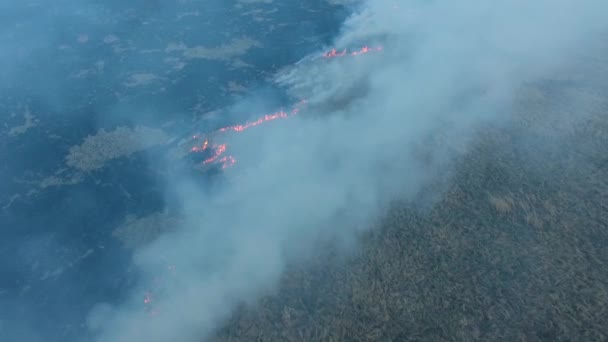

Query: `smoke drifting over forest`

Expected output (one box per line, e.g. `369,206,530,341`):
1,1,607,341
87,1,607,341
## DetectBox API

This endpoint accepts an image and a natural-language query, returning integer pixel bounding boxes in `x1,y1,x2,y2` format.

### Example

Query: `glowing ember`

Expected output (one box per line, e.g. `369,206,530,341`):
143,291,160,317
203,144,227,165
351,45,383,55
218,110,289,133
201,145,236,169
141,264,179,317
147,43,383,319
323,45,383,58
190,138,209,152
323,48,347,58
219,155,236,169
214,100,306,135
186,99,307,171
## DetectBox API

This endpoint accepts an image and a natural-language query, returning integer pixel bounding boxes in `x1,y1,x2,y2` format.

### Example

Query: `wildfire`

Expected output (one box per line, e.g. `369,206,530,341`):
147,44,383,318
141,263,179,317
184,46,380,170
190,138,209,152
218,110,289,133
188,99,307,171
143,290,160,317
323,48,346,58
218,155,236,169
322,45,383,58
202,143,227,164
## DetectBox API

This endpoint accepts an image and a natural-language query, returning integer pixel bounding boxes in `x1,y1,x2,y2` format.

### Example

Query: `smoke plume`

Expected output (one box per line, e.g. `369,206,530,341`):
88,1,608,341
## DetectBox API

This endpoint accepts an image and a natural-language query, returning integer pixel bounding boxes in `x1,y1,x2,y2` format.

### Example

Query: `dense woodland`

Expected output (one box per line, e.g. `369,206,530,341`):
213,71,608,341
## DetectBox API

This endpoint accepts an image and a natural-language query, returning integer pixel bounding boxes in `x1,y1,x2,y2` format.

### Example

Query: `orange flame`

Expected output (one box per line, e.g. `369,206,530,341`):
203,143,227,165
218,110,289,133
187,99,307,171
323,48,347,58
202,145,236,169
323,45,383,58
219,155,236,169
190,139,209,152
152,43,384,319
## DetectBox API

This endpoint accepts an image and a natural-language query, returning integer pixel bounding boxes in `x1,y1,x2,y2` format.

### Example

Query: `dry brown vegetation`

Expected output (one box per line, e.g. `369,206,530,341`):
211,77,608,341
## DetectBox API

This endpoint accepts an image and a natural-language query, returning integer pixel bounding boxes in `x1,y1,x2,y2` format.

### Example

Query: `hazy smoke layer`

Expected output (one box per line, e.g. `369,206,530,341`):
91,1,608,341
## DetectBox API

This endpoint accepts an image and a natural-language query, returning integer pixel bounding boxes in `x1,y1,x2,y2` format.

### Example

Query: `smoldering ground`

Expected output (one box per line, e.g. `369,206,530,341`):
87,1,608,342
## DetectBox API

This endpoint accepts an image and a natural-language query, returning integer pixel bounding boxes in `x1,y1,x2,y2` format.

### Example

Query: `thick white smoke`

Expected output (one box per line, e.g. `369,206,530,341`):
91,1,608,341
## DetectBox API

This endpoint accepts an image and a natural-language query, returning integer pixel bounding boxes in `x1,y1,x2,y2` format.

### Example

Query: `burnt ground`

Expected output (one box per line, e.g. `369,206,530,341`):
210,71,608,340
